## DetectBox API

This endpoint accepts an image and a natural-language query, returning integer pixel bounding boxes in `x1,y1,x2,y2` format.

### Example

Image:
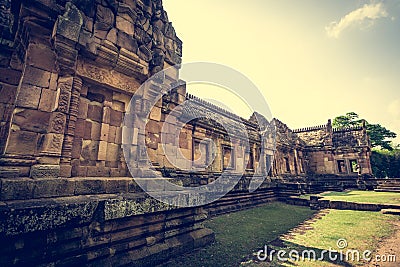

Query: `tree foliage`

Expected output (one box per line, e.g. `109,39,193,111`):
333,112,397,150
371,149,400,178
333,112,362,128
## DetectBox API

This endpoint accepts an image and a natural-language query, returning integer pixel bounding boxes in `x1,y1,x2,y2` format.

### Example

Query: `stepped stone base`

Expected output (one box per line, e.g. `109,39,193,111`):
375,178,400,193
0,187,214,266
0,174,382,266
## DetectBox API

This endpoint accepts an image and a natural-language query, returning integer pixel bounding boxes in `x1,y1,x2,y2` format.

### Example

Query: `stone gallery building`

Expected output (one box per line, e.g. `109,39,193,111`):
0,0,372,266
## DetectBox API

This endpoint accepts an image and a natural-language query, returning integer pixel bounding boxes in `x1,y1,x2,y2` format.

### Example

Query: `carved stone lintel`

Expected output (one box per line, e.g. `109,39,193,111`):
77,60,142,94
116,48,148,77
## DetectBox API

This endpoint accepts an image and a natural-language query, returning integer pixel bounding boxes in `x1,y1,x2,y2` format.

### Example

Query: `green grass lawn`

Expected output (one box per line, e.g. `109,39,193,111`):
165,197,400,267
319,190,400,204
298,194,311,200
262,209,400,267
165,203,316,267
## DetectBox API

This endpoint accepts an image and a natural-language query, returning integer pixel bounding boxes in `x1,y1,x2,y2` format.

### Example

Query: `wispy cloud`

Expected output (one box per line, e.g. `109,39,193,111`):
325,2,388,39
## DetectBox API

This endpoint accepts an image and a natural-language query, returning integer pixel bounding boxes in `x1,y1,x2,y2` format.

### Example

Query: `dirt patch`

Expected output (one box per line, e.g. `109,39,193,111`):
366,220,400,267
280,209,330,240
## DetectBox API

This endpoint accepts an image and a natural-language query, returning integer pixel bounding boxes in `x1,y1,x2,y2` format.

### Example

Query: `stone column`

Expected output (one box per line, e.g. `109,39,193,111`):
52,3,83,177
59,76,82,177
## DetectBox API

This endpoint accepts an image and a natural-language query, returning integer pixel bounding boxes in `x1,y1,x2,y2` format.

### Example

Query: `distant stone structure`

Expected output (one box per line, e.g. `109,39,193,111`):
0,0,372,266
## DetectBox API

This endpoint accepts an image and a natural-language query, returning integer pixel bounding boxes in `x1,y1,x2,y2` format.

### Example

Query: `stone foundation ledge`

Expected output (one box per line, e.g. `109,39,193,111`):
310,197,400,211
0,190,210,236
0,177,192,201
0,192,215,266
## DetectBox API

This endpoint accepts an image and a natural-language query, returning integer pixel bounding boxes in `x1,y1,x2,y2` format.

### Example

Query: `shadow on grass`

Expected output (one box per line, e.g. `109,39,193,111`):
163,203,316,267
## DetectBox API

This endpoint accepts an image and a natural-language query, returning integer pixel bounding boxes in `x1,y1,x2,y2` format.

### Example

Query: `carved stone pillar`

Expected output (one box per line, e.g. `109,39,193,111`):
51,3,83,177
0,0,15,47
60,76,82,177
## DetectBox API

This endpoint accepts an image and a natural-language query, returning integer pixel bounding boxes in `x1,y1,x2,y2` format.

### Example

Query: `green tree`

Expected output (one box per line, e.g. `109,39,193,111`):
333,112,397,150
333,112,363,128
371,149,400,178
367,124,397,150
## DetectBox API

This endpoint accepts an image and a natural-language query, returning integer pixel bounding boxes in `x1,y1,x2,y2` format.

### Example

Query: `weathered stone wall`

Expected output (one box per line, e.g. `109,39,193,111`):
294,120,372,176
0,1,215,266
0,0,371,181
0,0,183,179
294,125,330,147
332,126,369,147
271,119,306,177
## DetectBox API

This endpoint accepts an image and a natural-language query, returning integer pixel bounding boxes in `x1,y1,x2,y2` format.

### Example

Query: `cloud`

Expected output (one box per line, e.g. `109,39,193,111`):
325,2,388,39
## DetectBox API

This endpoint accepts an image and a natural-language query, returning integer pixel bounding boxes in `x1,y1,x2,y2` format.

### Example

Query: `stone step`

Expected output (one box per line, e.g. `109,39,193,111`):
381,209,400,215
374,188,400,193
377,184,400,187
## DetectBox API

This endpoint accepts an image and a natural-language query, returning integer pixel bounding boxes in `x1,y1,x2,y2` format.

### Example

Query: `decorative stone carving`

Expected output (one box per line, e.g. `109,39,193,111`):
77,61,142,93
118,3,138,23
138,45,152,62
164,22,175,39
150,48,165,75
60,77,82,176
39,133,64,156
0,0,13,30
151,9,165,33
136,9,152,33
30,164,60,179
152,26,165,50
175,38,183,57
95,5,114,31
57,82,72,114
147,2,183,71
96,41,119,66
49,113,67,134
116,48,148,76
0,0,15,46
53,2,83,43
134,26,152,49
52,3,83,75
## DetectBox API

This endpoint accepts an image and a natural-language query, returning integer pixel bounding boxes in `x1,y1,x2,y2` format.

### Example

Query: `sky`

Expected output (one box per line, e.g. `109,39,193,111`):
163,0,400,144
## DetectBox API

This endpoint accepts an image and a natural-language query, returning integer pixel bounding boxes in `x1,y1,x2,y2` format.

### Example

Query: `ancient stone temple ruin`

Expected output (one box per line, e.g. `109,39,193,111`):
0,0,373,266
